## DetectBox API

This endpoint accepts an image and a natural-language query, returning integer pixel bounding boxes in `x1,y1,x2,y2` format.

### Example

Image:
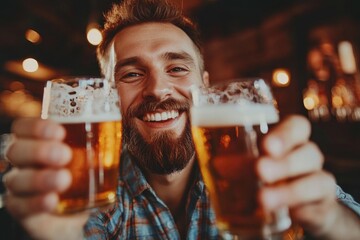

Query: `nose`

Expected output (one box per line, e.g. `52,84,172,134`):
142,72,173,101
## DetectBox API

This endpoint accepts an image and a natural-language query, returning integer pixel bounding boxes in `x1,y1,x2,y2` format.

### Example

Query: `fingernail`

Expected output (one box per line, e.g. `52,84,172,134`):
55,170,72,192
49,145,72,164
44,193,58,210
262,190,280,210
61,146,72,162
258,158,278,183
266,136,283,157
53,126,66,140
43,124,65,140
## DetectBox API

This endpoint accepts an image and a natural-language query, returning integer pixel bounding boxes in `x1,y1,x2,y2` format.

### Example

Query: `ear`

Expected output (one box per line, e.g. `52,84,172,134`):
202,71,210,86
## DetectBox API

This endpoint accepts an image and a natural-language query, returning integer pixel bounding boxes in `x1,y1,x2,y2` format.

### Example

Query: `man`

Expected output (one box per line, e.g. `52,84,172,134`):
3,0,360,239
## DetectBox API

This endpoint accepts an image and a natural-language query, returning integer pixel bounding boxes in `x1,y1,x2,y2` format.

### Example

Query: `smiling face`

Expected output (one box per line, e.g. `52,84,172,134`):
110,22,207,174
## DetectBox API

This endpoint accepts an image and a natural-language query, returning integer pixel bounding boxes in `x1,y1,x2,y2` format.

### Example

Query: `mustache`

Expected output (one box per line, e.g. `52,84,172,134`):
127,98,191,118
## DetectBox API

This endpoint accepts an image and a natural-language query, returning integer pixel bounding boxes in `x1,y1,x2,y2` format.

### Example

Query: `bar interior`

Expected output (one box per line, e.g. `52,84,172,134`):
0,0,359,235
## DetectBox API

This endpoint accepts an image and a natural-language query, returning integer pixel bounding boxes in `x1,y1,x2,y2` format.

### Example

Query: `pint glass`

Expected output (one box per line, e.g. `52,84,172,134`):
190,78,292,239
42,77,122,213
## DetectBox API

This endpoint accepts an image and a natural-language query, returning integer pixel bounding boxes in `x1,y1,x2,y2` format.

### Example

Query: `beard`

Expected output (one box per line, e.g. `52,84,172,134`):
122,97,195,175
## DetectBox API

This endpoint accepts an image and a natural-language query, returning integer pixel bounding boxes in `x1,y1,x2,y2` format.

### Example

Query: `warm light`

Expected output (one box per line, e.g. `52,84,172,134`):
338,41,357,74
332,96,343,108
0,90,41,117
87,28,102,46
303,97,316,110
25,29,41,44
272,69,290,87
22,58,39,72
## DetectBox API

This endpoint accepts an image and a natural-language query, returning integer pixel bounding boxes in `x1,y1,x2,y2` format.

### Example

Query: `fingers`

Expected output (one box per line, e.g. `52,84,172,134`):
4,168,71,195
262,115,311,158
4,167,71,219
12,118,65,140
258,141,324,183
7,139,72,167
259,171,336,211
5,192,59,219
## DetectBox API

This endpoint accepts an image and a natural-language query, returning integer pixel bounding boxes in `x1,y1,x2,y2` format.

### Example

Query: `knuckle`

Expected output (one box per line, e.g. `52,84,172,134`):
317,171,337,194
32,119,49,138
289,181,302,200
307,141,324,166
321,171,336,185
287,115,311,136
30,171,44,191
3,169,17,190
288,114,310,127
10,118,25,134
33,143,49,162
5,141,17,163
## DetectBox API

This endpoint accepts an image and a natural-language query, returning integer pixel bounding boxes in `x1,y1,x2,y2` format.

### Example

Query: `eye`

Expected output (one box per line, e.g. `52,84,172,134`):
169,67,188,73
124,72,141,78
167,66,190,77
118,72,144,83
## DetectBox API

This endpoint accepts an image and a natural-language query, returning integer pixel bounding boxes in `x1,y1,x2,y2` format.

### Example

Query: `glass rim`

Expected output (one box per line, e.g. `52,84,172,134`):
48,76,108,84
190,77,275,106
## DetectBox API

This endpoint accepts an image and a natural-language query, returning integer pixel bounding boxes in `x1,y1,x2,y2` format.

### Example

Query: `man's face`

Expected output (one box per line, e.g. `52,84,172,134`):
111,22,205,174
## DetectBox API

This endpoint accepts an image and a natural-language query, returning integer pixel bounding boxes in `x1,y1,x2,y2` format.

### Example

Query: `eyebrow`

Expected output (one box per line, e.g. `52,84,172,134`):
162,51,196,66
113,57,140,82
114,57,139,77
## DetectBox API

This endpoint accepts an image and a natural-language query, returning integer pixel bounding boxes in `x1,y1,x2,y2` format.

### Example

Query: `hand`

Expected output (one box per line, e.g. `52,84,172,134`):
257,115,360,239
4,118,89,240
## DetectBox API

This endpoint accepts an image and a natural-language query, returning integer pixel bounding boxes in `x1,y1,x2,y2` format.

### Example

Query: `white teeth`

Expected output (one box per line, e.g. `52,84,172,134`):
161,112,167,119
143,110,180,122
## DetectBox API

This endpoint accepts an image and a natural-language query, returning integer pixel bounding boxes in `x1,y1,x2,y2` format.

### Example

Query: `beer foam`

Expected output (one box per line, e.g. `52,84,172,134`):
42,78,121,122
190,103,279,127
49,114,121,124
192,79,274,106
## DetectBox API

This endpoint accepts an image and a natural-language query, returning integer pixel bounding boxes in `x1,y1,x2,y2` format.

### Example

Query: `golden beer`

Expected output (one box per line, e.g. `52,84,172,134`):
191,104,291,238
57,120,122,213
42,77,122,213
193,124,266,236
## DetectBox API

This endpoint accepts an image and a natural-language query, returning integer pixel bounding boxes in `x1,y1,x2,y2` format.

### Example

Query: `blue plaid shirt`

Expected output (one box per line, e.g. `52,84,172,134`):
83,148,360,239
84,148,218,239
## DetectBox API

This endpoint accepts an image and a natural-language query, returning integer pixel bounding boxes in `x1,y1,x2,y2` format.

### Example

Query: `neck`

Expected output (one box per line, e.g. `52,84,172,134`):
144,155,196,219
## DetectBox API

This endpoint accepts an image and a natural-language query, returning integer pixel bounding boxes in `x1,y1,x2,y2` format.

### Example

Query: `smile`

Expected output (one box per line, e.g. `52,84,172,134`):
142,110,180,122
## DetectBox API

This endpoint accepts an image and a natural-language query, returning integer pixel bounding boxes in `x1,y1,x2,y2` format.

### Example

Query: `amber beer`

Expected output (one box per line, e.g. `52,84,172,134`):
191,104,284,237
56,118,122,213
42,77,122,213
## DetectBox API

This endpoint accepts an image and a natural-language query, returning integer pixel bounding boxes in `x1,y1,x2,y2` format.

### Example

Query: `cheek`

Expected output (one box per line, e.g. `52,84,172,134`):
118,85,141,114
176,87,192,100
174,76,201,98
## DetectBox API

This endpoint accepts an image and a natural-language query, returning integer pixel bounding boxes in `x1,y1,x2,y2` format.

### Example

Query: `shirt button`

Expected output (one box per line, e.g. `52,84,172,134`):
167,221,173,229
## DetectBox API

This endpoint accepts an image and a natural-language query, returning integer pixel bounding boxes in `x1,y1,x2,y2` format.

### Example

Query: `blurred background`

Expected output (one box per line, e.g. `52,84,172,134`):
0,0,359,201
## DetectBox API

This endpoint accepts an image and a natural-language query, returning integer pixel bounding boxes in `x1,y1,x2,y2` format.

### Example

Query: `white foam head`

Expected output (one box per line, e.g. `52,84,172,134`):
42,78,121,123
190,79,278,127
191,103,278,127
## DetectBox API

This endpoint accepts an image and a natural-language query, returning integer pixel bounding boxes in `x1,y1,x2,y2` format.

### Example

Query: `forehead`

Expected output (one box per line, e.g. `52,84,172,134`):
112,22,199,63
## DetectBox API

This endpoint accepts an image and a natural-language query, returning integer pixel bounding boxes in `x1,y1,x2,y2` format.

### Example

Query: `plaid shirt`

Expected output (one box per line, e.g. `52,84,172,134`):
84,148,218,239
83,149,360,240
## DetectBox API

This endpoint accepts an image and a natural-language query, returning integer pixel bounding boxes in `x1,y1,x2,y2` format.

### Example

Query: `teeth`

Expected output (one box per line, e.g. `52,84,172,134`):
143,110,180,122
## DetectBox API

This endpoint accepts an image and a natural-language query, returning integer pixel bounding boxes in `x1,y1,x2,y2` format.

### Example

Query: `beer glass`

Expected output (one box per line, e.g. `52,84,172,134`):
190,78,293,239
41,77,122,213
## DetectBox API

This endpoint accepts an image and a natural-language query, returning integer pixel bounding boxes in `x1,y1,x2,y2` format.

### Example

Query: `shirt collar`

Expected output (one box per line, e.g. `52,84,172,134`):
120,147,151,197
120,146,206,198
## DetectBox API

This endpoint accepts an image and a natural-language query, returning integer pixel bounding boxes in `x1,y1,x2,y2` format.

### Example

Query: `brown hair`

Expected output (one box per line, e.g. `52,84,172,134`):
97,0,204,79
